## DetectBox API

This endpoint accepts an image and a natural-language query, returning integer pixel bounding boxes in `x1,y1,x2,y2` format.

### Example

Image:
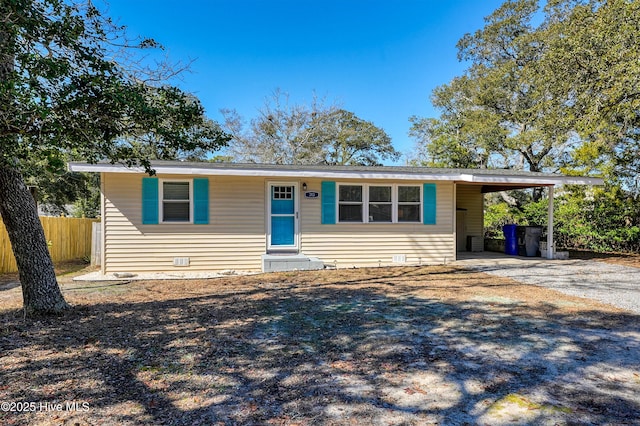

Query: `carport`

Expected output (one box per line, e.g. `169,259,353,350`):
453,171,603,259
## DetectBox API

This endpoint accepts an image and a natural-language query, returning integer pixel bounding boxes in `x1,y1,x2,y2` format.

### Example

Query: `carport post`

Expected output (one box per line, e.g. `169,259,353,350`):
547,185,554,260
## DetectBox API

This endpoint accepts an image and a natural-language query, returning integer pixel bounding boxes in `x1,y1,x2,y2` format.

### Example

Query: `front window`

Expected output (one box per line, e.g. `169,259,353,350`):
338,185,363,222
336,183,423,224
162,181,191,222
398,186,421,222
369,186,392,222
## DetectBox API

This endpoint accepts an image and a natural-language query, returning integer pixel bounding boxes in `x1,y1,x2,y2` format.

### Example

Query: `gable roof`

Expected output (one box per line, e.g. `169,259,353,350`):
68,161,604,188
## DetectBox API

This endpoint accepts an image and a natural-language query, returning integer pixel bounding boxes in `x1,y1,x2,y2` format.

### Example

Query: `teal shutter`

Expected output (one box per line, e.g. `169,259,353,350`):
142,177,159,225
423,183,437,225
193,178,209,224
321,181,336,224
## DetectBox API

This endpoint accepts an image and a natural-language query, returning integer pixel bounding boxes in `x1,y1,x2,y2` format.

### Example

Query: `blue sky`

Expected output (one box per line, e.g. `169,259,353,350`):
103,0,505,164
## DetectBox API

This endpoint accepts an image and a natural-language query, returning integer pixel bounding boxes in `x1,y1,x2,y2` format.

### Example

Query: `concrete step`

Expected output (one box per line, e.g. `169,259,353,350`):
261,253,325,273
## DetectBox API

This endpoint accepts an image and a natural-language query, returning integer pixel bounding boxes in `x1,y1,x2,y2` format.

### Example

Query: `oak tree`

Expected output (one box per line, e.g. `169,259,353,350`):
0,0,228,315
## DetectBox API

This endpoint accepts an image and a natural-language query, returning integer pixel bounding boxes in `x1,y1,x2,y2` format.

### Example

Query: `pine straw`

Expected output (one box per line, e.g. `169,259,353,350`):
1,265,639,425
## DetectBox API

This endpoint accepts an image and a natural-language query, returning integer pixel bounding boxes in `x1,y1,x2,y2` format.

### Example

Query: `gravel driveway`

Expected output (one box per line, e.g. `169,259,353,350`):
457,253,640,313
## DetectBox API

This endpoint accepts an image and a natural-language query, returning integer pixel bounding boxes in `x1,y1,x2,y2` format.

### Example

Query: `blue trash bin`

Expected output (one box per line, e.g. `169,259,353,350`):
503,224,518,255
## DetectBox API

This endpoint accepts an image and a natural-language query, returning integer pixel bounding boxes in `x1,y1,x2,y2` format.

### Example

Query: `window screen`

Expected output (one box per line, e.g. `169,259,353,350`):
369,186,392,222
162,181,190,222
398,186,421,222
338,185,363,222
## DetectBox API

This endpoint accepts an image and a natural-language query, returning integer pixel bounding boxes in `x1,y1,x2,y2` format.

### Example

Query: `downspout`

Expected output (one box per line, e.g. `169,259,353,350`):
452,182,457,262
547,185,554,260
100,172,106,274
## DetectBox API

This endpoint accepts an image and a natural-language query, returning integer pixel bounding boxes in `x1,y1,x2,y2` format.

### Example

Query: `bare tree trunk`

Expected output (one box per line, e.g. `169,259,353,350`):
499,190,521,208
0,163,69,315
1,11,69,315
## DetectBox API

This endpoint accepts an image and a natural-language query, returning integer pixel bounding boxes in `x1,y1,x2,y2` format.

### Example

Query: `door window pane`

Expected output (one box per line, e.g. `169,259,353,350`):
273,186,293,199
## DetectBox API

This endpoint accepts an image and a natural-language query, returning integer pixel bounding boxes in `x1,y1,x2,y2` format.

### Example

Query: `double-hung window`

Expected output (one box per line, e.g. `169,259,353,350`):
336,183,423,223
161,180,191,223
397,186,421,222
369,186,392,222
338,185,363,222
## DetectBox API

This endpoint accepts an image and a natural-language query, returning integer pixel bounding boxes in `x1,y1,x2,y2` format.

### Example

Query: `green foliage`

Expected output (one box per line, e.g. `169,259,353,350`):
521,198,548,228
410,0,567,180
484,201,525,239
417,0,640,253
552,187,640,252
316,109,399,166
542,0,640,190
411,0,640,197
19,152,100,216
0,0,229,312
486,186,640,253
0,0,229,174
408,115,496,168
1,0,229,218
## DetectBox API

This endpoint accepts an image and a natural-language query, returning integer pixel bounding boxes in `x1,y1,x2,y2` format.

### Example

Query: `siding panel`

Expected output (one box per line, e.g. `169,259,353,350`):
300,178,455,267
103,175,457,273
104,174,266,273
455,184,484,252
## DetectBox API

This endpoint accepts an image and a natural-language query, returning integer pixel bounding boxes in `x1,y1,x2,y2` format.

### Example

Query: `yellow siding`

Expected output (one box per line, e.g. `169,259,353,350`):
103,174,456,273
103,173,266,273
455,184,484,252
300,178,455,268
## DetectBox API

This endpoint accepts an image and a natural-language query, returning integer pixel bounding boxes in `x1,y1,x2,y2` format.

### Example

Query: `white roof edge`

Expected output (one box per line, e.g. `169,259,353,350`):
68,162,604,185
459,174,604,186
556,176,605,186
68,163,462,181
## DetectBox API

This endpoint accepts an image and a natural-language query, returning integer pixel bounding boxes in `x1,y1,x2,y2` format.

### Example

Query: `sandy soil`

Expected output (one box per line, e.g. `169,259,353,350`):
1,263,639,425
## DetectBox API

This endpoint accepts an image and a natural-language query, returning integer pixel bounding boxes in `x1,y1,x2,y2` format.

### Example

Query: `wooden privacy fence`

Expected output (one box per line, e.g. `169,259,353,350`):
0,217,99,274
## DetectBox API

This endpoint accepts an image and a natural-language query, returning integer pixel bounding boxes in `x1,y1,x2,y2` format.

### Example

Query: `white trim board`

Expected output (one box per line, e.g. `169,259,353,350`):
69,162,604,186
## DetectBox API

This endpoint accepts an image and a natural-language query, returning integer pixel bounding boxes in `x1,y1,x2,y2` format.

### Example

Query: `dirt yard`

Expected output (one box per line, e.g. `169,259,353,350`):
1,263,639,425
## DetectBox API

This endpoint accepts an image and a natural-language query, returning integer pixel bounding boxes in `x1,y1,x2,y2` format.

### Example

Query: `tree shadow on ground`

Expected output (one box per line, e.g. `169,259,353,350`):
1,267,639,425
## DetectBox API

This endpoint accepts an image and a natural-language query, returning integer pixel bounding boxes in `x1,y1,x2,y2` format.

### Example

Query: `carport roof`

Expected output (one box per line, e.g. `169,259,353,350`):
68,161,604,188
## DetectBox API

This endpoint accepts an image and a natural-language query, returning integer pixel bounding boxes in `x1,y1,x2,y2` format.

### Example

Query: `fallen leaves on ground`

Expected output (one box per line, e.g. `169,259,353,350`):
0,265,639,425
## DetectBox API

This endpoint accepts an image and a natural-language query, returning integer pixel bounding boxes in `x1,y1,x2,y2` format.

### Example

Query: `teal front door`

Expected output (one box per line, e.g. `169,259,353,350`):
268,183,298,250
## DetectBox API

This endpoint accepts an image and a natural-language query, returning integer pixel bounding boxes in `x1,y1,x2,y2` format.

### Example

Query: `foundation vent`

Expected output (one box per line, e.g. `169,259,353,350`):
173,257,190,267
